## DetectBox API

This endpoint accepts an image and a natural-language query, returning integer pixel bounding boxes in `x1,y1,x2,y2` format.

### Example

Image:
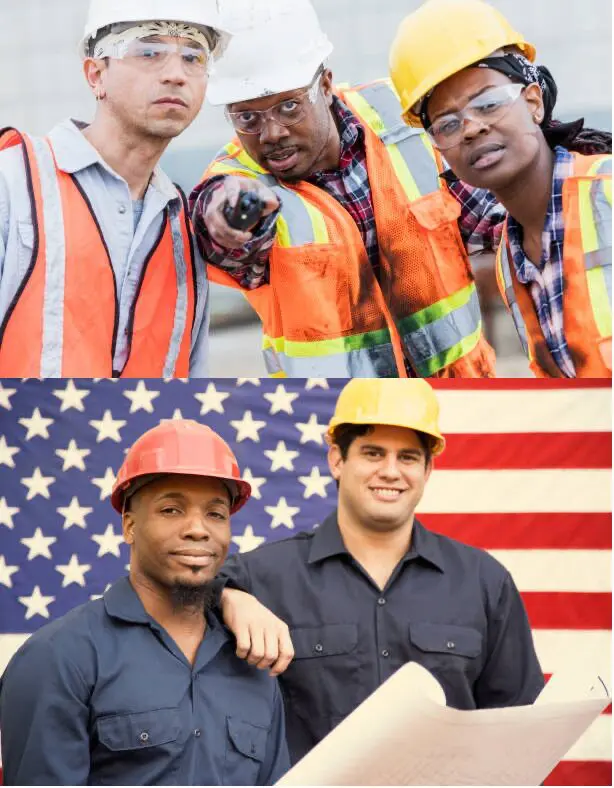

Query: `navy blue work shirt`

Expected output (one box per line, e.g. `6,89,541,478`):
0,577,290,786
219,512,545,764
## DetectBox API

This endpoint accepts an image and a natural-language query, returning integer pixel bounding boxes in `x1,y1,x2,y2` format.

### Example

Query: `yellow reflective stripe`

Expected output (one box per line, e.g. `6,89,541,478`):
224,141,241,156
275,216,292,248
587,267,612,339
419,132,438,166
302,199,329,243
578,180,599,253
343,89,386,135
208,162,259,178
385,145,421,202
603,180,612,206
416,323,482,377
263,325,392,358
235,148,267,174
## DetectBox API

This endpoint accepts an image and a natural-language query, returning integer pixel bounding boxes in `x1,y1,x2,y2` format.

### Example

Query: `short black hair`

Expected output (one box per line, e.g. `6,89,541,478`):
331,423,432,467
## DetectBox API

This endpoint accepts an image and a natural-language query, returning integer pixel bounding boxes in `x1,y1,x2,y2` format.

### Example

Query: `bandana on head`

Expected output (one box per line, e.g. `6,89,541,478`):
93,21,213,59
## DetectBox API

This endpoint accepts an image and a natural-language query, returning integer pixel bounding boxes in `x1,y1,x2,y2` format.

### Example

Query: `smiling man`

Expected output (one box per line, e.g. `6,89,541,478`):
216,379,545,763
0,0,233,377
0,420,290,786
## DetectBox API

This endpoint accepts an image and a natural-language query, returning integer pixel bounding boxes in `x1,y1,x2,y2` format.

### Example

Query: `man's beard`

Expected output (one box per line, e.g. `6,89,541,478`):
169,581,215,612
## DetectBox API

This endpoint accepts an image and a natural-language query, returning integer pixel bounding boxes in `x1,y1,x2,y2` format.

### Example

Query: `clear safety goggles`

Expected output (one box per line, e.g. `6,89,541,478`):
114,38,211,76
426,83,527,150
225,68,323,135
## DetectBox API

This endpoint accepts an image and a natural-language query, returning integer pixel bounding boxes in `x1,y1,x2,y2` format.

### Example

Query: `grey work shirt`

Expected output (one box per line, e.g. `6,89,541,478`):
219,512,545,764
0,577,290,786
0,119,210,376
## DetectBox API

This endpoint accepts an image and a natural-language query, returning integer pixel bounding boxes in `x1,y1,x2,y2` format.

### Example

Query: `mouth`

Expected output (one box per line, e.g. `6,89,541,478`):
264,147,299,173
468,143,506,170
369,487,406,502
171,550,216,568
154,97,188,109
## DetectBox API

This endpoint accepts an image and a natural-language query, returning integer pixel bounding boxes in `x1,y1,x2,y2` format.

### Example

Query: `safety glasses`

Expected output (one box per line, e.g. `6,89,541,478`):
117,39,211,76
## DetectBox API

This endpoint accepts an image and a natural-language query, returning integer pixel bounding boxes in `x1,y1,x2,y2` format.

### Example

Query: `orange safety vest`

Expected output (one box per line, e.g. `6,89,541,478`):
0,128,197,377
496,152,612,378
202,79,495,378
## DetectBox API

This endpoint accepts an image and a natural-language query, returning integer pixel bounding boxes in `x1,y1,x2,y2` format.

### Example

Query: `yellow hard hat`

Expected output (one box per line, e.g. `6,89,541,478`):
389,0,536,127
326,379,445,456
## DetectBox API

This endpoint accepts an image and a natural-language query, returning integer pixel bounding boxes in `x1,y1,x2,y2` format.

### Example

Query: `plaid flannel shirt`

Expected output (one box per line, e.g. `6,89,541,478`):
504,146,576,377
190,96,505,290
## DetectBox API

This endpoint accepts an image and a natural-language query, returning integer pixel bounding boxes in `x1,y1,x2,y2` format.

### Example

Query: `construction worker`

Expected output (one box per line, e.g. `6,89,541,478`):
0,420,290,785
389,0,612,378
190,0,507,379
0,0,235,378
214,379,545,763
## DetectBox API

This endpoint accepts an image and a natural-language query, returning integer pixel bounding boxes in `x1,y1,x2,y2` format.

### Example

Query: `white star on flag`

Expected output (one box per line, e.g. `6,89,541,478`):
299,465,333,498
52,380,90,412
92,468,117,500
123,380,160,414
91,523,124,557
55,439,91,471
305,379,329,390
89,410,127,442
241,468,267,500
295,413,328,445
263,384,300,415
57,497,93,529
232,525,266,553
21,467,55,500
264,441,300,472
20,527,57,560
18,585,55,620
0,383,16,410
0,497,19,529
18,407,54,440
230,411,267,442
265,497,300,529
0,435,20,468
194,383,230,415
0,555,19,588
56,554,92,587
236,379,261,386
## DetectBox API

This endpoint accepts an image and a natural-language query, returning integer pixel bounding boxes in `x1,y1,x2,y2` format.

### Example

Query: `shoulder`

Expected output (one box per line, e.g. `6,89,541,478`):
427,526,510,589
233,529,315,569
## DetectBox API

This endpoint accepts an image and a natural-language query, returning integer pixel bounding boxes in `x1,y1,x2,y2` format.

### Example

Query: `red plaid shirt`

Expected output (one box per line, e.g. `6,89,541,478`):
190,96,505,289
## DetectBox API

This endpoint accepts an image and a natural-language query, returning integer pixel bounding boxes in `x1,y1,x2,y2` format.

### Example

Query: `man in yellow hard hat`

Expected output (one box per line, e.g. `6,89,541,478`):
214,379,544,764
0,420,290,785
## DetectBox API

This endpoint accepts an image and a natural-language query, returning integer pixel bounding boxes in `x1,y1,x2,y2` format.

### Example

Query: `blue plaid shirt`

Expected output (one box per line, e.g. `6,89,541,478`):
505,146,576,377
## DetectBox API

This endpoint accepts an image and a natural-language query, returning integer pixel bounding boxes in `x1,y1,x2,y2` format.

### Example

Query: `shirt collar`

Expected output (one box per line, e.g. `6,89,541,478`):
47,118,180,203
308,511,445,573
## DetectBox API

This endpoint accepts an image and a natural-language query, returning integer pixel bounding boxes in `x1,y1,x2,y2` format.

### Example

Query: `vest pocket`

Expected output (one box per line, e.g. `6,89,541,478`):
271,245,353,339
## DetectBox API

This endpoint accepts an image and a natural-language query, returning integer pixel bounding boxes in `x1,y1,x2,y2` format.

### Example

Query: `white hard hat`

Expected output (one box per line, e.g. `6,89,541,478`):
207,0,333,106
79,0,236,59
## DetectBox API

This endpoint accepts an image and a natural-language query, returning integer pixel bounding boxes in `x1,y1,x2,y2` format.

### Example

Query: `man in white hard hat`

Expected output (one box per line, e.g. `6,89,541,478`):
190,0,507,379
0,0,233,378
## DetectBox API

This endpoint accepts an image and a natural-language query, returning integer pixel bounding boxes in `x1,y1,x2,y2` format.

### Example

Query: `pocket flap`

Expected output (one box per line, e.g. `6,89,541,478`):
290,623,358,659
17,221,34,249
409,623,482,658
408,189,462,230
97,707,181,751
227,717,268,762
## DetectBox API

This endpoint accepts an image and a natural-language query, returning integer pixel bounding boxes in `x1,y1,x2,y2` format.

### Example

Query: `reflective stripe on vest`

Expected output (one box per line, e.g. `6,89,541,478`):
164,200,193,377
496,237,531,357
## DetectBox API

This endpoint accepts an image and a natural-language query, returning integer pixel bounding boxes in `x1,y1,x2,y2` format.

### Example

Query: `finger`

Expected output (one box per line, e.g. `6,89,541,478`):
255,630,279,670
245,626,265,666
269,629,295,676
223,176,243,207
234,627,252,660
208,215,253,248
258,189,280,216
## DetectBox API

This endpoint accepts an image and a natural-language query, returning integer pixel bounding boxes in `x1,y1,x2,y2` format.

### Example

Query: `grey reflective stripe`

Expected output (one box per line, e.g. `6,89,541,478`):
393,132,441,196
593,158,612,176
585,178,612,304
499,240,529,355
162,205,189,377
356,82,405,131
264,343,399,378
401,287,482,367
30,135,66,377
254,176,317,246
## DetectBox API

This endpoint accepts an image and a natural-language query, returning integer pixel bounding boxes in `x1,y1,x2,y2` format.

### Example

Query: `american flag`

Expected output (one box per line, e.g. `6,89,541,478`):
0,378,611,786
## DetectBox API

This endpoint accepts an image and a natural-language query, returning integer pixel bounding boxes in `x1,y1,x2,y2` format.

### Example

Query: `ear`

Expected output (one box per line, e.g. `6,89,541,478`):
424,457,434,485
122,510,136,546
523,82,545,125
321,68,334,106
327,443,344,481
83,56,108,101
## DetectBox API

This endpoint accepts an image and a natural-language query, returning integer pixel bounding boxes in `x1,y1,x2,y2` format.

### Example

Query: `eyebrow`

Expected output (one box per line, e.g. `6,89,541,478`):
153,492,230,507
430,83,500,122
360,444,423,456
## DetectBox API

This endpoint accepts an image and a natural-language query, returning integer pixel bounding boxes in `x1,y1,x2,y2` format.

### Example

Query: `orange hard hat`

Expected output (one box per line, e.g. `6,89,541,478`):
111,419,251,514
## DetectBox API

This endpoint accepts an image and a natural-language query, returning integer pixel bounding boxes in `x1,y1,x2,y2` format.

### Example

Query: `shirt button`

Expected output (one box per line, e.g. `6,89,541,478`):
381,649,390,658
446,641,456,650
118,204,127,214
193,728,201,737
139,731,149,743
314,643,324,653
377,597,386,606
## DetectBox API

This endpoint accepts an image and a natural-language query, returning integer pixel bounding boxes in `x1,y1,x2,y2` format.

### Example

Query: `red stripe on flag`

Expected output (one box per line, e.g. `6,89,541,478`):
544,761,612,786
421,513,612,549
437,432,612,469
522,592,612,629
430,380,612,390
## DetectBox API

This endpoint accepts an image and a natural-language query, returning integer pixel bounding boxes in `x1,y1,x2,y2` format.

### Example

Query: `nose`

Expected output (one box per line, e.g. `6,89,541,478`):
159,52,188,84
182,511,210,540
378,454,402,481
461,115,489,142
258,116,291,145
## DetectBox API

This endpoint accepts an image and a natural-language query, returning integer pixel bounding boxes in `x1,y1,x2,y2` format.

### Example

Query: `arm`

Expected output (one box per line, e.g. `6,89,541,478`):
258,682,291,785
0,637,92,785
474,570,545,708
190,175,280,290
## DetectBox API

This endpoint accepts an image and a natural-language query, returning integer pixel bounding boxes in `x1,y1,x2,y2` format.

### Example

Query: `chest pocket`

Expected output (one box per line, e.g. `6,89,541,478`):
223,717,268,786
284,623,360,719
96,706,181,751
409,622,483,691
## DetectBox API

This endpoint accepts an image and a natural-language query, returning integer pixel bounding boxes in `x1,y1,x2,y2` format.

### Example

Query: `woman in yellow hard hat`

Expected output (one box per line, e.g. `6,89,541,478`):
389,0,612,379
